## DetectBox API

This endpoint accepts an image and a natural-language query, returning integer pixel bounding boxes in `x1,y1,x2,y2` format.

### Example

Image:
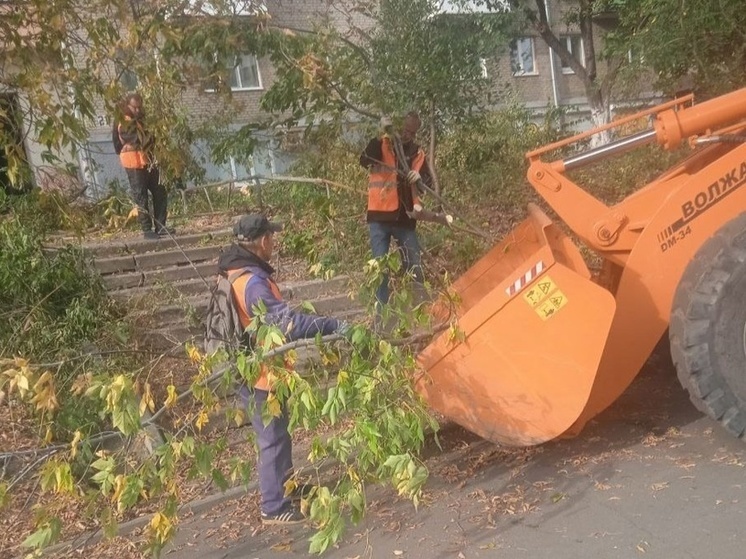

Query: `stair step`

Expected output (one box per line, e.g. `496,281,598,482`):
145,291,358,327
102,261,217,290
94,245,221,275
281,275,351,301
111,274,352,303
145,307,368,351
75,228,233,258
113,278,213,302
85,225,364,355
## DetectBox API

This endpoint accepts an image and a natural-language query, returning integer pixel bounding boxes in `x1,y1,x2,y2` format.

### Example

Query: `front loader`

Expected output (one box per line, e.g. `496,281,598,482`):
417,87,746,446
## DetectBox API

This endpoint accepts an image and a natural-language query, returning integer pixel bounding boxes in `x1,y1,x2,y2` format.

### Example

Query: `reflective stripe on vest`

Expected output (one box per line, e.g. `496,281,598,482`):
367,137,424,213
228,268,284,391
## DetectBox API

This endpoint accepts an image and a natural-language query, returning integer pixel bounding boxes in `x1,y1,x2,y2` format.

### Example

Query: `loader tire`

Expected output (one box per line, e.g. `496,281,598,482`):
669,213,746,439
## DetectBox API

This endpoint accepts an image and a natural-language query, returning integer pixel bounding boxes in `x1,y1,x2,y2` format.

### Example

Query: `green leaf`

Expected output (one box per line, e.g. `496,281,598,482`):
211,468,229,491
194,443,213,477
118,475,144,511
21,517,62,549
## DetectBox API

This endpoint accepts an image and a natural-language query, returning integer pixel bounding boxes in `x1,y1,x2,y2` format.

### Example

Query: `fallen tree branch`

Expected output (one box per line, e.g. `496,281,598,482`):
190,174,361,195
0,321,451,477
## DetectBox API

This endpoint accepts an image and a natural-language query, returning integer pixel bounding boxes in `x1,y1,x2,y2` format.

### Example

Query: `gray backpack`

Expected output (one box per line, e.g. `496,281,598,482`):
203,269,251,356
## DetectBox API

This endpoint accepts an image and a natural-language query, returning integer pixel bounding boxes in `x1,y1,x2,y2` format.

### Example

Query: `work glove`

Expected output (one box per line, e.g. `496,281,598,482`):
406,170,421,184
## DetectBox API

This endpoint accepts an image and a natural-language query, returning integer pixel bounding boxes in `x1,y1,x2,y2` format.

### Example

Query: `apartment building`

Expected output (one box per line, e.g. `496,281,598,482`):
8,0,645,197
487,1,655,131
80,0,371,198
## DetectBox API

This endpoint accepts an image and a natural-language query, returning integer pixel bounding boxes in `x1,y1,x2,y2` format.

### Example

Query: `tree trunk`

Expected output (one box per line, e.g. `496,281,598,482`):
587,88,612,147
526,0,614,147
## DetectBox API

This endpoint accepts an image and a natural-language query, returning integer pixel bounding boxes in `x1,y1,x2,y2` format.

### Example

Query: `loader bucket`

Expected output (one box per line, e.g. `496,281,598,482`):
417,204,616,446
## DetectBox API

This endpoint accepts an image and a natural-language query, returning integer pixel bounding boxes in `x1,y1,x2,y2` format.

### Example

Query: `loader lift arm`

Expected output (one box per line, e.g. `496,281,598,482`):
527,88,746,437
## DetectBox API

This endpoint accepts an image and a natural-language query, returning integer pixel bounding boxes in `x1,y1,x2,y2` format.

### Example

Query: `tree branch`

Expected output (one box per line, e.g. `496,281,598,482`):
0,322,453,475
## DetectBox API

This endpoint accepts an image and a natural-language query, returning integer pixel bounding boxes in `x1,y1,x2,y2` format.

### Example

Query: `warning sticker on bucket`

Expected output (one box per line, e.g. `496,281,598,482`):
523,275,568,320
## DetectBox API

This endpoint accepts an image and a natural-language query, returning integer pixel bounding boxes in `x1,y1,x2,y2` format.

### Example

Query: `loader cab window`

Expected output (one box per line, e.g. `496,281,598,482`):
510,37,537,76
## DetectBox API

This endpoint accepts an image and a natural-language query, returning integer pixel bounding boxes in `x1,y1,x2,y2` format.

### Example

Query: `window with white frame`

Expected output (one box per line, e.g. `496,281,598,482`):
227,54,262,90
510,38,536,76
560,35,584,74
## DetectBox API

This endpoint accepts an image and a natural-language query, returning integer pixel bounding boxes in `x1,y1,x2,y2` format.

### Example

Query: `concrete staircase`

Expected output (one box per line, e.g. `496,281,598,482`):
83,229,365,352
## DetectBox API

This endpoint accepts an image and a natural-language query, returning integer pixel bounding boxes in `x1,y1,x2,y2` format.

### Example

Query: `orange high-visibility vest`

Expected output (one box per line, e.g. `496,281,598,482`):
367,136,424,215
118,117,150,169
228,268,285,391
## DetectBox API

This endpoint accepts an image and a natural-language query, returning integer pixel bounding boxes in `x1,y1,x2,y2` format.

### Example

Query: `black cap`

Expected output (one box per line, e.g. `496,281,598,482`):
233,214,283,241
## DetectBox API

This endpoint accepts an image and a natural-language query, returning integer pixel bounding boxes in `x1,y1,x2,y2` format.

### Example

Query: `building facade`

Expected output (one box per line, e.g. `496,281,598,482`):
9,0,650,197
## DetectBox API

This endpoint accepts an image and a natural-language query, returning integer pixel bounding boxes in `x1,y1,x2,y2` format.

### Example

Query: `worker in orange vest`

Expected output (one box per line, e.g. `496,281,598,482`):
112,93,173,240
217,214,348,524
359,111,431,309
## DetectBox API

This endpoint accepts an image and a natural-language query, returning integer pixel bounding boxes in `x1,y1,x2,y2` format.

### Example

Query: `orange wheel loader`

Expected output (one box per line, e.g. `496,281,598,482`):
417,87,746,446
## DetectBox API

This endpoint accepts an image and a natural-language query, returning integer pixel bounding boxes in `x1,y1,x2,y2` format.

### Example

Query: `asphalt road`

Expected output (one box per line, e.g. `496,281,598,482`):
167,348,746,559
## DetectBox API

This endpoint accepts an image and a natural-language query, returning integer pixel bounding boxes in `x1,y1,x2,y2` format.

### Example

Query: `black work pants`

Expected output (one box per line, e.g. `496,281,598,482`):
126,167,168,232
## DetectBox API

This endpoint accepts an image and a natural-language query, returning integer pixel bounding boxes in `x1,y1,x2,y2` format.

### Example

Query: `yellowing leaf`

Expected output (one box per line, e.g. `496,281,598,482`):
70,430,82,459
283,478,299,498
13,356,29,369
185,343,202,364
164,385,177,408
5,367,32,399
40,460,73,494
30,372,58,414
266,394,282,418
232,407,245,427
149,512,174,544
112,474,125,504
70,373,92,396
195,410,209,432
124,207,138,225
139,382,155,416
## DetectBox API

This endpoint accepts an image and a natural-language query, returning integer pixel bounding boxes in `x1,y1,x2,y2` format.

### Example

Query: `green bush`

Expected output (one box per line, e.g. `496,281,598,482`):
437,104,565,211
0,218,111,358
0,202,124,436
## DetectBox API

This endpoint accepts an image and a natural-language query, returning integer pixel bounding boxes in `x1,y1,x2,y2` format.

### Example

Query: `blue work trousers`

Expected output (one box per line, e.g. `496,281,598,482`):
368,221,423,306
241,387,293,516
